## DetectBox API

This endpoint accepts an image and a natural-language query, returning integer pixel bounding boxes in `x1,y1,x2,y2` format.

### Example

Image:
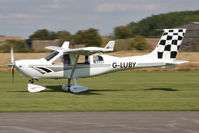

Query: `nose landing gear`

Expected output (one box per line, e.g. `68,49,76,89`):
29,79,38,84
28,79,46,93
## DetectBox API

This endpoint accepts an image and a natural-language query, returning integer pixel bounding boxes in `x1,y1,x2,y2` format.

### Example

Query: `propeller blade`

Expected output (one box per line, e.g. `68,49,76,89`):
9,47,15,83
12,66,14,83
11,47,14,63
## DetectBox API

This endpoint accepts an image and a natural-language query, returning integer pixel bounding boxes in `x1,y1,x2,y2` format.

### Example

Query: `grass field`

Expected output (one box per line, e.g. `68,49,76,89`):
0,71,199,112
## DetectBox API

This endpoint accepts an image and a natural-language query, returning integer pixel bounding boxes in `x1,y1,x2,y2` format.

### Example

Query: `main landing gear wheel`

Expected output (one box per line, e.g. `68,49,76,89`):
62,79,88,93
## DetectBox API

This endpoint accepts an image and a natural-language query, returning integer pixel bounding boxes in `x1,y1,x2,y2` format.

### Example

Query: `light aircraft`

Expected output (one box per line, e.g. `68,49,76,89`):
8,29,189,93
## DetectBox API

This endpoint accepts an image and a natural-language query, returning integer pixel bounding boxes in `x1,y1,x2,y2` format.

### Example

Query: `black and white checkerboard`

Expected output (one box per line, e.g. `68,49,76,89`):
156,29,186,60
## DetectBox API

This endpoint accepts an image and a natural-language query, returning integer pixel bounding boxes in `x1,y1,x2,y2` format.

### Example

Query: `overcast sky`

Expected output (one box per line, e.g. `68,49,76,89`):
0,0,198,39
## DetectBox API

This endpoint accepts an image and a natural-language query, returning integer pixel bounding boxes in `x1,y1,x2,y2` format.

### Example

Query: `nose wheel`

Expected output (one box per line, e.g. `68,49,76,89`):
29,79,38,84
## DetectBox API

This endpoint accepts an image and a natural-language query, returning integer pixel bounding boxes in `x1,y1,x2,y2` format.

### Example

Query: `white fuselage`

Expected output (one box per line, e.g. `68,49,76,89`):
9,29,188,93
15,53,168,80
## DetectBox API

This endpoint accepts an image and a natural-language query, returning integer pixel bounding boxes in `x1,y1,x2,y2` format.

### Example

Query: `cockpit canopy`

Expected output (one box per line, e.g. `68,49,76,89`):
44,51,59,61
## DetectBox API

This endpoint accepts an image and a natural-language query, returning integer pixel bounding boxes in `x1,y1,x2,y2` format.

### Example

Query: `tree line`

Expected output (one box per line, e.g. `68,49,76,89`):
127,10,199,37
29,10,199,41
29,28,102,47
0,10,199,52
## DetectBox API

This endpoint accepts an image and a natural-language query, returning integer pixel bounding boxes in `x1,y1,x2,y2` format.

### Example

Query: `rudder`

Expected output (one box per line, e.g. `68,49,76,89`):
149,29,186,60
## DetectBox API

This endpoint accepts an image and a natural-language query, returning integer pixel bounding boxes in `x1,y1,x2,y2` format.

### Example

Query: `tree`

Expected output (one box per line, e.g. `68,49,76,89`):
73,28,102,47
73,31,84,44
114,26,132,39
131,36,149,51
57,30,71,45
29,29,57,40
128,10,199,37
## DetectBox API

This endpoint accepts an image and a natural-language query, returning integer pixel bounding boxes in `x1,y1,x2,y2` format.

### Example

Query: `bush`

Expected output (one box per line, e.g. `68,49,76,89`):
131,36,149,51
114,36,149,51
114,38,134,51
195,41,199,51
114,26,132,39
0,40,29,53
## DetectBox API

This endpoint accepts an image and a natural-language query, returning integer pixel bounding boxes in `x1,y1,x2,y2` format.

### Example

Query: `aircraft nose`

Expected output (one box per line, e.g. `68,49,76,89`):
15,61,22,69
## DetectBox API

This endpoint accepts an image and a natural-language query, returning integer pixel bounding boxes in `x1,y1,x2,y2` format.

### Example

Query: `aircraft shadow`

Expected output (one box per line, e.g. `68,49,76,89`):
78,89,123,95
46,85,123,95
145,88,179,91
8,87,178,93
45,85,63,92
8,86,123,95
8,90,28,92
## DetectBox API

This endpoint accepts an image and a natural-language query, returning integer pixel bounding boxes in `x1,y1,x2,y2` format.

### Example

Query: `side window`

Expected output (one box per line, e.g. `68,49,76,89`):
63,54,71,64
94,55,104,63
85,56,89,64
98,56,103,61
77,55,90,64
52,54,71,65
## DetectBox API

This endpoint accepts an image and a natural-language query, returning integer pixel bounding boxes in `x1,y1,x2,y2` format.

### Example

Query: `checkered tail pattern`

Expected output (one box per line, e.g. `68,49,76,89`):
155,29,186,60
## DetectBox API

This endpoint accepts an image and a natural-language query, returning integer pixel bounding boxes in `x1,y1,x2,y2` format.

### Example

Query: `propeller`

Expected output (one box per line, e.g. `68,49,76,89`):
8,47,15,83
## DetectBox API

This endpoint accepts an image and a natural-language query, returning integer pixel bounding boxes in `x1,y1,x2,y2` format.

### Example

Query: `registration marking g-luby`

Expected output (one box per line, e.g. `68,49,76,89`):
112,62,136,69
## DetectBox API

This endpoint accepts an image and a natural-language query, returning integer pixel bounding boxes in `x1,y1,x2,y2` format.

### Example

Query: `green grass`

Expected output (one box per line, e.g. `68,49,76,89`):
0,71,199,112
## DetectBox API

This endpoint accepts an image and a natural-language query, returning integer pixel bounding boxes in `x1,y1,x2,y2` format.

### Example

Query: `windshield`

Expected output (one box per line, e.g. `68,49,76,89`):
44,51,59,61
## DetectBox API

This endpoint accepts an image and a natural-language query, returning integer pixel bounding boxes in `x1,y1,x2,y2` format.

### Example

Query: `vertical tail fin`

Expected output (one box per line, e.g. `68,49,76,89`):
148,29,186,60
